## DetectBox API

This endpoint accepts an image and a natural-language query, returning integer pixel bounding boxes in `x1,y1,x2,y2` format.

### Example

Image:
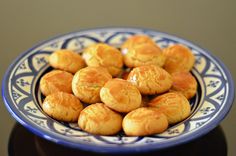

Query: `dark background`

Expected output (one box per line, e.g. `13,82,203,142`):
0,0,235,155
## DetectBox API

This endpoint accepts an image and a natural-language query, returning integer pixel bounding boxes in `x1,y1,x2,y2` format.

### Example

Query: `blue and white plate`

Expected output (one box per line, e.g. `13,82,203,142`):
2,27,234,153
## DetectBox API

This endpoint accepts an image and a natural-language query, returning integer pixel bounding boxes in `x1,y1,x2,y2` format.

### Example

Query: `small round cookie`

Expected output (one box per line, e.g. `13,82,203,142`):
148,92,191,124
82,43,123,77
122,107,168,136
72,67,112,104
163,44,195,74
42,92,83,122
78,103,122,135
123,43,166,68
40,70,73,96
127,65,173,95
49,49,85,73
100,78,141,113
121,35,156,49
171,72,197,99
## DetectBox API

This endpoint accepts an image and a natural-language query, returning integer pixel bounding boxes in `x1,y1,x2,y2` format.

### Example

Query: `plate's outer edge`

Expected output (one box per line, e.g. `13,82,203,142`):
1,27,235,153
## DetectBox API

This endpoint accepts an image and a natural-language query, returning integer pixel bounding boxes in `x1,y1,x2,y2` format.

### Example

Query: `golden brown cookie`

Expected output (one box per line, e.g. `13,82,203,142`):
42,92,83,122
100,78,141,113
49,49,85,73
40,70,73,96
123,43,166,68
122,107,168,136
170,72,197,99
82,43,123,76
78,103,122,135
148,92,191,124
121,35,156,49
121,35,165,68
163,44,195,74
72,67,112,104
127,65,172,95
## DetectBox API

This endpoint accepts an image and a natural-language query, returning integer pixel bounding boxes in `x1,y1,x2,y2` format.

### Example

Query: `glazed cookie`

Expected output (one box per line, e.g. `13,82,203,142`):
72,67,112,104
127,65,172,95
78,103,122,135
121,35,156,49
82,43,123,76
163,44,195,74
148,92,191,124
42,92,83,122
121,35,165,68
40,70,73,96
171,72,197,99
100,78,142,113
49,49,85,73
122,107,168,136
123,43,166,68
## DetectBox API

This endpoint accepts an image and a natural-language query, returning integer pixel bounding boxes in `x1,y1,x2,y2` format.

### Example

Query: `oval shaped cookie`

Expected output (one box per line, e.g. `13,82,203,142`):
72,66,112,104
163,44,195,74
100,78,142,113
121,35,156,49
123,43,166,68
82,43,123,76
171,72,197,99
42,92,83,122
122,107,168,136
127,65,172,95
49,49,85,73
78,103,122,135
148,92,191,124
40,70,73,96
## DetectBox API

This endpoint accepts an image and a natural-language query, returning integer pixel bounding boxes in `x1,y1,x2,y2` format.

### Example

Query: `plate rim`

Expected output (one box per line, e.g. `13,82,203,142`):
2,27,235,153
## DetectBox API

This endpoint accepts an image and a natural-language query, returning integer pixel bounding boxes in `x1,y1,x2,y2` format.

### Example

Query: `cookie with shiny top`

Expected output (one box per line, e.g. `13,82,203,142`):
123,43,166,68
42,92,83,122
49,49,85,73
121,35,156,49
122,35,165,68
163,44,195,74
82,43,123,76
122,107,168,136
40,70,73,96
148,92,191,124
72,66,112,104
127,65,172,95
171,71,197,99
100,78,142,113
78,103,122,135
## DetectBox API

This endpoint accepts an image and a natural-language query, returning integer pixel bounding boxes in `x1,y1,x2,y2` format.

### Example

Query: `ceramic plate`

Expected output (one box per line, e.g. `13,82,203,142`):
2,27,234,153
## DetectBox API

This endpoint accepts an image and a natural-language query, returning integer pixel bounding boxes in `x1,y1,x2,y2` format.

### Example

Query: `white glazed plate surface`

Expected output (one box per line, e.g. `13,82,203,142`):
2,27,234,153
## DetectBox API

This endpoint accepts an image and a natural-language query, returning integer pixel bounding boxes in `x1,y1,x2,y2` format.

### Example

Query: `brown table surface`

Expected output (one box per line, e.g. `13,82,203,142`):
0,0,235,156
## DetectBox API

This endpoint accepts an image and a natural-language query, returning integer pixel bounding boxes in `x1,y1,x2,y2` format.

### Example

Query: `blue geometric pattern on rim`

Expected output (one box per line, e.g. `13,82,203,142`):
2,27,234,153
